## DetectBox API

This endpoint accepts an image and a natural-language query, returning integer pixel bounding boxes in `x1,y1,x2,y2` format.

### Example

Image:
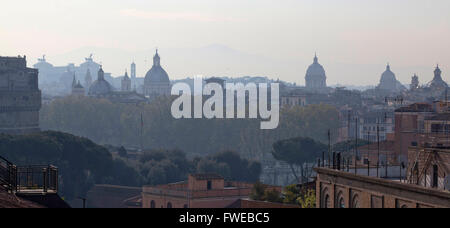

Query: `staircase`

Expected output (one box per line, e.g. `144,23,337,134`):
0,156,17,192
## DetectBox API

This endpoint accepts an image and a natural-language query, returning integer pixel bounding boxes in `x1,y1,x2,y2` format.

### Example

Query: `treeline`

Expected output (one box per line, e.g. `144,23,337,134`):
40,96,340,159
0,131,140,201
0,131,261,201
135,150,261,186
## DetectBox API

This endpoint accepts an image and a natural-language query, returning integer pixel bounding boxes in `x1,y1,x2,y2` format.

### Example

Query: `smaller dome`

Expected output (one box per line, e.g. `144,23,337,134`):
429,65,448,89
89,80,113,95
88,67,113,96
378,64,406,92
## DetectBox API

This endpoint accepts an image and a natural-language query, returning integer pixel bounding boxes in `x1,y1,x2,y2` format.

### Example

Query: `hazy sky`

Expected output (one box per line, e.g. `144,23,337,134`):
1,0,449,85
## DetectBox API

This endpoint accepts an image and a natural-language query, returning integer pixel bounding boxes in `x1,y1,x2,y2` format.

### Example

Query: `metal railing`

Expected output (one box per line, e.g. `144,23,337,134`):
16,165,58,193
0,155,58,194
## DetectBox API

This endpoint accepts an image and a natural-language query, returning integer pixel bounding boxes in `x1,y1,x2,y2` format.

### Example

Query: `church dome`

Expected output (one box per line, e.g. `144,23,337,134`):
88,67,113,96
380,64,396,83
89,80,112,95
305,54,327,89
144,67,170,84
378,64,406,92
429,65,448,89
306,56,326,78
144,50,170,85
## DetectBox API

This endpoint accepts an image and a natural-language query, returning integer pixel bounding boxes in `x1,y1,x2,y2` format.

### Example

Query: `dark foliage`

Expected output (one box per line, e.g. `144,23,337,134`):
0,131,141,201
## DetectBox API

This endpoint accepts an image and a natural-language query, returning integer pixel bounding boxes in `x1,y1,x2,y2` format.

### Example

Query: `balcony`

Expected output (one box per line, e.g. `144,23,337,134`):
0,156,58,194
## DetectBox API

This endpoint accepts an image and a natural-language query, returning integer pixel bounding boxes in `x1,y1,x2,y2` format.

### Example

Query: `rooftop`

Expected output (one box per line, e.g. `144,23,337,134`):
395,103,434,113
190,173,224,180
425,113,450,121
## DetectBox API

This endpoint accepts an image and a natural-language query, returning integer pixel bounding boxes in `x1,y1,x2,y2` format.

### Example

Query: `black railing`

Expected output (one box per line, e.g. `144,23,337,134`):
0,155,58,194
16,165,58,193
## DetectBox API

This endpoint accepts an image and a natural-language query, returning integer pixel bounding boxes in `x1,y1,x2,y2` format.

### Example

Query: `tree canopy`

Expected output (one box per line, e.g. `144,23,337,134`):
272,137,327,166
40,96,340,160
0,131,141,201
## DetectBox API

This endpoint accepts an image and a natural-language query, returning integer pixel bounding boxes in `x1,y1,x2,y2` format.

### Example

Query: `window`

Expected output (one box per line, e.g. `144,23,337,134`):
352,195,360,208
336,192,345,208
150,200,155,208
339,198,345,208
321,188,331,208
433,165,439,188
207,180,212,190
324,195,330,208
167,202,172,208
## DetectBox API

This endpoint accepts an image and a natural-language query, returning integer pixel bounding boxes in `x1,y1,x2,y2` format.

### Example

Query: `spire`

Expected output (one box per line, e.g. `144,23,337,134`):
153,49,161,67
386,63,391,71
434,64,442,79
72,73,76,88
313,53,318,64
98,65,105,81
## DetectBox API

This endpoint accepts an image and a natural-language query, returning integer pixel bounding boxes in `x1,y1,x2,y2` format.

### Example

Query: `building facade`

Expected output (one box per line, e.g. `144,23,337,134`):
142,174,281,208
33,54,114,96
281,95,307,108
0,56,41,134
315,167,450,208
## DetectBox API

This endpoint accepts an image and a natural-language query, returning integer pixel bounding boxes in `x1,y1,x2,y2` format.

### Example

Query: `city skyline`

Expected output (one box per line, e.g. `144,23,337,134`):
1,0,449,85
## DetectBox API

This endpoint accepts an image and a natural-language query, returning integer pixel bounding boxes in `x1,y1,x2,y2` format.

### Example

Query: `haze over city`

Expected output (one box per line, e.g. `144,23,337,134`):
1,0,449,86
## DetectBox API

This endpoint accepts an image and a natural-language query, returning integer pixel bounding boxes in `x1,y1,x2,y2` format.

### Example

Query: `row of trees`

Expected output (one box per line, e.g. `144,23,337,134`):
0,131,262,202
40,96,341,160
0,131,140,201
135,150,262,186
